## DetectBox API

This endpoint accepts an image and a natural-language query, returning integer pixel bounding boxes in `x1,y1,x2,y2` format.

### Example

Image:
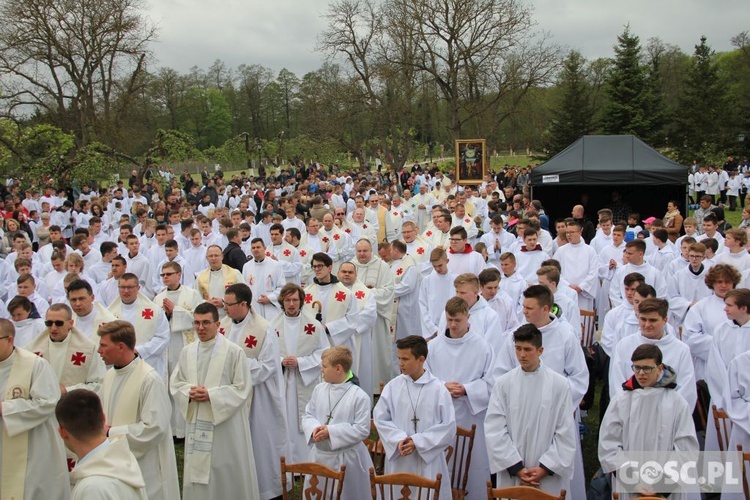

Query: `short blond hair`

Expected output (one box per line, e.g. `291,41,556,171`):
322,346,353,372
445,296,469,316
430,247,447,263
453,273,479,290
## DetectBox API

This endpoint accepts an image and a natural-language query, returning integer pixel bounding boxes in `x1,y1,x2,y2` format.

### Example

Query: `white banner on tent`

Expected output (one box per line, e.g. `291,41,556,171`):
542,175,560,183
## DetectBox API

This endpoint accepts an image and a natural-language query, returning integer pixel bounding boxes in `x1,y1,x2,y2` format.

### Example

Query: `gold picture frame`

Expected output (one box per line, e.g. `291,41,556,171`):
455,139,486,185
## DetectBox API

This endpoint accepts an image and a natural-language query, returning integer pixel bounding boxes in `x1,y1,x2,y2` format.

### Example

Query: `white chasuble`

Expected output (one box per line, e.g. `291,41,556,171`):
27,327,105,393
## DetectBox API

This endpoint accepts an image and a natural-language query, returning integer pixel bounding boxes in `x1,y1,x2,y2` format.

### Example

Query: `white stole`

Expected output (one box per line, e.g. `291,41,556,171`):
26,328,96,387
101,357,154,426
108,293,159,346
2,348,36,500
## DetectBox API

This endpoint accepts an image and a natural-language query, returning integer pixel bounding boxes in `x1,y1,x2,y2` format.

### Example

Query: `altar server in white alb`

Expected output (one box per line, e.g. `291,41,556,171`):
223,283,287,500
302,346,373,498
389,240,421,343
374,335,456,500
56,389,147,500
553,220,599,310
485,323,577,495
97,320,180,500
419,248,458,339
242,238,284,320
170,303,260,500
273,283,329,463
0,318,71,500
425,297,495,499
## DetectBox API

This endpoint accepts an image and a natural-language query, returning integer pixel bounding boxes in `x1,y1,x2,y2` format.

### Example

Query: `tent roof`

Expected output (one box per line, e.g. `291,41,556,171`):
531,135,687,186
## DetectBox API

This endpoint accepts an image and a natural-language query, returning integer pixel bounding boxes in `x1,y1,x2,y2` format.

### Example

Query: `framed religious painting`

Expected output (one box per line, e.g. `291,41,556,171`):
455,139,487,185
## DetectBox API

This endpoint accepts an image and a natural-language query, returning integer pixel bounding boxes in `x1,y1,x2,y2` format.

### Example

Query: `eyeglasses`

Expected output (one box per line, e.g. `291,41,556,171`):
688,254,704,259
44,320,66,327
312,264,327,270
192,320,215,328
222,300,241,307
0,336,11,341
118,285,138,290
160,272,177,277
631,364,658,374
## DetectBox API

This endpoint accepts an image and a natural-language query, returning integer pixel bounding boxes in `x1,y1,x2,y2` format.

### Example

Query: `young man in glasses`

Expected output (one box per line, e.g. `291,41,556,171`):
599,344,699,497
610,298,696,410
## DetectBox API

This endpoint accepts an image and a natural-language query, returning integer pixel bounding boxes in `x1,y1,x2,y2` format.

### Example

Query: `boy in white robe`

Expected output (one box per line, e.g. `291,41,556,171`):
597,224,626,325
302,346,373,498
425,297,494,499
170,303,260,500
419,248,457,339
498,252,527,313
56,389,147,500
374,335,456,500
485,323,577,495
667,242,711,325
609,239,667,307
7,295,45,347
0,318,71,500
97,320,180,500
726,349,750,455
478,268,521,335
390,240,421,342
536,266,582,331
599,344,699,499
513,229,547,285
553,220,599,311
715,228,750,272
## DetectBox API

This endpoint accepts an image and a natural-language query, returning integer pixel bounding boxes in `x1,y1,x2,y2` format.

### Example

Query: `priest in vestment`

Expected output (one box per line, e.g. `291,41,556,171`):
170,303,260,500
349,208,378,249
374,335,456,500
352,239,395,394
68,279,118,340
242,238,284,320
97,320,180,500
425,297,495,499
223,283,287,500
271,284,329,462
194,244,243,319
0,318,71,500
401,221,433,276
553,221,599,311
268,223,303,285
422,211,452,250
320,213,354,273
153,261,203,439
390,241,421,343
108,273,170,378
337,262,377,402
485,324,577,495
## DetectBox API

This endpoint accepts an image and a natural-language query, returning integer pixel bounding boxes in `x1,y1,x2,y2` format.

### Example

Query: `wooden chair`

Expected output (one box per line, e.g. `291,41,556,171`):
370,468,442,500
740,445,749,500
364,419,386,475
448,425,476,500
280,456,346,500
580,309,596,348
486,483,566,499
712,405,733,453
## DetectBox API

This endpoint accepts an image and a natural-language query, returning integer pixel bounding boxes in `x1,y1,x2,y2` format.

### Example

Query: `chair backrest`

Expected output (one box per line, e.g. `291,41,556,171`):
364,419,386,475
740,445,749,500
448,424,476,498
580,309,596,347
712,405,732,453
370,468,442,500
486,483,566,499
280,456,346,500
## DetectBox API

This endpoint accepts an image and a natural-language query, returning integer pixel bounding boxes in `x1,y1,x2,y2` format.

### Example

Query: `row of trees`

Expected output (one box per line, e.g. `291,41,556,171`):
0,0,747,186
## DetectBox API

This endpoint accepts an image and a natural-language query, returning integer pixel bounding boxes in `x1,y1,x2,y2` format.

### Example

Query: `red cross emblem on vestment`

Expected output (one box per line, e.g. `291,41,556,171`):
142,308,154,319
345,228,351,234
244,335,257,349
34,351,43,358
299,250,307,257
219,327,226,335
71,352,86,366
334,233,341,241
67,458,76,472
426,231,433,237
396,268,403,276
322,237,329,243
362,224,367,229
304,323,315,335
266,251,271,257
283,249,291,256
335,291,346,302
417,247,425,255
355,290,365,299
305,293,313,304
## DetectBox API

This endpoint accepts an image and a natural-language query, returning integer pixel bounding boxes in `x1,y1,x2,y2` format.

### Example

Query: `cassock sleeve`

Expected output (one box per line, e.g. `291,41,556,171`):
352,293,377,336
169,348,192,418
597,394,625,474
577,249,600,299
247,326,282,386
135,310,170,363
484,378,524,473
109,372,172,460
726,353,750,436
327,389,371,450
609,268,625,308
1,357,60,437
674,345,697,410
409,384,456,464
419,279,439,338
302,384,323,442
461,347,494,416
609,342,630,403
205,349,253,426
373,382,408,461
326,296,359,346
682,303,713,364
491,335,517,381
537,380,577,479
281,251,303,280
393,266,418,298
563,332,589,409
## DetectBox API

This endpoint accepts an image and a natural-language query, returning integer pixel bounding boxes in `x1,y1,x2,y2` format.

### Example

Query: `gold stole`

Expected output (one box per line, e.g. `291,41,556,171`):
196,265,239,300
221,313,267,360
377,205,387,243
154,287,198,345
391,255,416,337
26,328,96,387
303,282,350,323
101,357,154,426
2,348,36,500
73,302,117,338
271,311,324,430
108,293,159,346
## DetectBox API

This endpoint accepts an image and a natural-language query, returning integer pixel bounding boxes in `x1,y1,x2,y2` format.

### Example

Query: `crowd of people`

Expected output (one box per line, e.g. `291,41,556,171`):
0,160,749,499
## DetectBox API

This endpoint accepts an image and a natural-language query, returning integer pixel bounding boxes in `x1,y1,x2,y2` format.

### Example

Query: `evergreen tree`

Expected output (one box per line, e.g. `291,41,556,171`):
545,50,595,157
676,36,729,163
600,26,654,138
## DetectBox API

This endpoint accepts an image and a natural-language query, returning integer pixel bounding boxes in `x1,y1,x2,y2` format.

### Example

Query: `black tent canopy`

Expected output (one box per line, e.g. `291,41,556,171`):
529,135,688,228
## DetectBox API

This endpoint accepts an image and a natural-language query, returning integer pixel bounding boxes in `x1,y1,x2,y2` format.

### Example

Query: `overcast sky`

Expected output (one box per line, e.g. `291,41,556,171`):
147,0,749,77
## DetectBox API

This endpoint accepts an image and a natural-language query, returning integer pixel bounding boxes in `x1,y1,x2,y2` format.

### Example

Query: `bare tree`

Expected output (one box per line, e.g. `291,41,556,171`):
0,0,157,147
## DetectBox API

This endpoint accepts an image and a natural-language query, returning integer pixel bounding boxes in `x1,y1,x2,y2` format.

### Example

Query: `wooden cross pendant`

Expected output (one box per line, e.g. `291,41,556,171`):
325,414,333,425
411,414,419,432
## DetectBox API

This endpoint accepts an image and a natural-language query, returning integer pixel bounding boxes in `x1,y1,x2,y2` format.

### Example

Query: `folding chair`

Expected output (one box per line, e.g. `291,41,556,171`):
280,456,346,500
580,309,596,348
486,483,565,499
370,468,442,500
448,425,476,499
